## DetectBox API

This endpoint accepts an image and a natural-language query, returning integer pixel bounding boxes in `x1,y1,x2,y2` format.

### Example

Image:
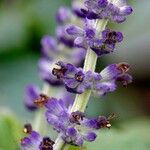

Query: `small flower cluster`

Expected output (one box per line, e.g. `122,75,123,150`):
21,96,113,148
52,61,132,95
82,0,133,23
21,123,54,150
67,21,123,56
45,98,112,146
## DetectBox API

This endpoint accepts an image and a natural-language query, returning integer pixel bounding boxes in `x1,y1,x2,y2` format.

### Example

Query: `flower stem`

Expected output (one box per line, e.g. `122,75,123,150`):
54,19,108,150
33,83,51,133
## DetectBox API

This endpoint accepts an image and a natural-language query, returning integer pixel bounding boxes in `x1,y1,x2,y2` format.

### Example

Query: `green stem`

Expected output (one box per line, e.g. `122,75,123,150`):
54,19,108,150
33,83,52,133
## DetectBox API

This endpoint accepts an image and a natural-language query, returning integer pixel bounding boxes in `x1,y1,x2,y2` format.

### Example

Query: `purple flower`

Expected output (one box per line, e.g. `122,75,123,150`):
41,36,60,60
24,84,40,111
56,7,71,24
66,19,95,49
72,0,87,18
56,26,75,48
83,0,133,23
93,62,132,96
82,113,116,130
45,99,112,146
39,43,85,86
21,130,54,150
38,58,63,86
52,61,132,96
52,61,101,94
66,19,123,56
89,28,123,56
45,98,70,132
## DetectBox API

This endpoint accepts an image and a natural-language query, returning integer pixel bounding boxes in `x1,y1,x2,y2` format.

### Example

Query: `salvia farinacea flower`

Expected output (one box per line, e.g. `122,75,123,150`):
56,7,71,25
72,0,87,18
22,0,134,149
82,0,133,23
52,61,132,95
21,124,54,150
66,19,123,56
93,62,132,96
52,61,101,94
24,85,51,111
24,84,40,111
45,98,112,146
24,84,74,111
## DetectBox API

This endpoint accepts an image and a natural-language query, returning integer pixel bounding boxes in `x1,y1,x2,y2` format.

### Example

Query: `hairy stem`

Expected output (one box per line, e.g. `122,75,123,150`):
54,19,108,150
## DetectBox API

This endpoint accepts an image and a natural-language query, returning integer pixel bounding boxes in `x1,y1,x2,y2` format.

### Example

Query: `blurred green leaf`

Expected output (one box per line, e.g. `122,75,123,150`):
86,119,150,150
0,110,22,150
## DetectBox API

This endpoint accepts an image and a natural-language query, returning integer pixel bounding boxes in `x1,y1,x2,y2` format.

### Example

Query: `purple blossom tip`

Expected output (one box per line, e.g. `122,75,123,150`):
84,132,97,142
56,7,70,24
56,26,74,48
66,25,84,37
120,6,133,15
24,84,40,111
66,127,77,137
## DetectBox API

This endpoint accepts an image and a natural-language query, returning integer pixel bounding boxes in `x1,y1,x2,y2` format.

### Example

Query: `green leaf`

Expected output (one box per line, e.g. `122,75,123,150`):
0,111,22,150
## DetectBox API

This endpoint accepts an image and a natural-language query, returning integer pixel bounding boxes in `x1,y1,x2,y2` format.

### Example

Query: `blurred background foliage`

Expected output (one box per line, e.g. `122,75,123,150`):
0,0,150,150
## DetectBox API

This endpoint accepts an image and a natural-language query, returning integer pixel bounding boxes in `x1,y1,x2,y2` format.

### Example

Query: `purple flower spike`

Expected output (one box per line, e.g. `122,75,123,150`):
24,84,40,111
21,130,54,150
